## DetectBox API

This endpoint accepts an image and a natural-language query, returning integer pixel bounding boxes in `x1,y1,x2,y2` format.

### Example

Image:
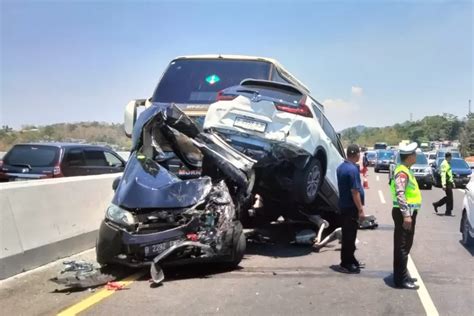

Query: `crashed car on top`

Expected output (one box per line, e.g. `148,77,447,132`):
96,103,255,283
204,79,345,221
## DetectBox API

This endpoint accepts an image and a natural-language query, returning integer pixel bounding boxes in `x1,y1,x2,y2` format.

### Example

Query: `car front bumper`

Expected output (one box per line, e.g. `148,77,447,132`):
96,218,237,267
414,174,433,186
454,177,470,188
375,163,391,170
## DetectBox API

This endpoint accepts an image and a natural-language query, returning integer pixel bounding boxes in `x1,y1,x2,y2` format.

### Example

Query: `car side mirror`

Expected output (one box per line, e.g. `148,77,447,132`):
124,99,148,138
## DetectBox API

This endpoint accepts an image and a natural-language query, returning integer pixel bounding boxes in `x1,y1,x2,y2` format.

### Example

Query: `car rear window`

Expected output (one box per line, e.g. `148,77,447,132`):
151,59,272,104
4,145,59,167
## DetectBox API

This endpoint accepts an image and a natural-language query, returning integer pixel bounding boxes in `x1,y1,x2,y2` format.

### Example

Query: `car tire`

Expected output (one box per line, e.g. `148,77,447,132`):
293,158,323,205
461,211,474,246
222,222,246,268
374,168,379,173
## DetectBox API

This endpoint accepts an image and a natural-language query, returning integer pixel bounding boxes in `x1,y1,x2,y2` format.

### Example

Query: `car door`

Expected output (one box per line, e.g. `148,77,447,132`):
83,149,113,175
103,151,126,173
62,148,88,176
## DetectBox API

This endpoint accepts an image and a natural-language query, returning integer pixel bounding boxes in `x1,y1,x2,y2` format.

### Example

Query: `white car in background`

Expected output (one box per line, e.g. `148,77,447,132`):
461,178,474,246
427,151,437,166
204,79,345,214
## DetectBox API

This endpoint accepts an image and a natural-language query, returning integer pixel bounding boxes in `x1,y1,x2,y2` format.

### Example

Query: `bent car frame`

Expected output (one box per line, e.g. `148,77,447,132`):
96,103,255,283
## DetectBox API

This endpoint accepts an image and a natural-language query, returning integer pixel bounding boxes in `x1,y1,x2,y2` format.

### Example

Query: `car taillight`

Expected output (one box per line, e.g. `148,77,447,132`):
274,96,313,118
216,90,237,101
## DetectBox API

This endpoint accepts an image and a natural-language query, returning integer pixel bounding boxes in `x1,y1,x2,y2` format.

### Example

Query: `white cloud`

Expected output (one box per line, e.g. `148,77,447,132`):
351,86,363,97
322,98,362,131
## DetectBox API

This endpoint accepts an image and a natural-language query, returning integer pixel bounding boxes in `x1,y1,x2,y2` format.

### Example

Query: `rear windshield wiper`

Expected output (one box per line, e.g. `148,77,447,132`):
10,163,32,169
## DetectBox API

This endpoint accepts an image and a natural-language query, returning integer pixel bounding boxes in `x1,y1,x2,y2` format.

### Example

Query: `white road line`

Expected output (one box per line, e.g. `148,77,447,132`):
376,175,380,182
378,190,386,204
407,255,440,316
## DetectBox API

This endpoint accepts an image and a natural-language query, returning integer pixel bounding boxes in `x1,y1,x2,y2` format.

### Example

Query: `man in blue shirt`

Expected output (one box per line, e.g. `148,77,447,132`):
336,144,366,273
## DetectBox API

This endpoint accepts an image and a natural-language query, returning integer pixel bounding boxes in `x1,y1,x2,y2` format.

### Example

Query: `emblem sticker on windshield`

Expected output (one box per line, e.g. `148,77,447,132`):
205,74,220,85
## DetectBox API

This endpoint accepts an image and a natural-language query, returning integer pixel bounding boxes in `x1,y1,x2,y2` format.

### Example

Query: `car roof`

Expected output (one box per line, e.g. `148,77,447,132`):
172,54,311,94
12,142,113,150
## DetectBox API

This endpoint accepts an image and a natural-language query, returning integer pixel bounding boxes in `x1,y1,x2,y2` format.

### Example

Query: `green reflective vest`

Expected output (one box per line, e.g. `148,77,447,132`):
390,164,422,210
440,159,453,187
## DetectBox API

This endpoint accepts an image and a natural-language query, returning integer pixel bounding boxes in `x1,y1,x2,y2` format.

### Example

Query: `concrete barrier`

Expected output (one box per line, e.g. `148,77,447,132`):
0,174,120,279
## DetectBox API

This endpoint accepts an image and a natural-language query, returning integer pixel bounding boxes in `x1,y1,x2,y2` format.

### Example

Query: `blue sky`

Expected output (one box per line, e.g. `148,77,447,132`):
1,0,472,131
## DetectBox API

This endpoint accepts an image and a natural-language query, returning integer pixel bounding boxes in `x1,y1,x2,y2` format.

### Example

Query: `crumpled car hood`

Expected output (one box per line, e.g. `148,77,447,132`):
113,153,212,210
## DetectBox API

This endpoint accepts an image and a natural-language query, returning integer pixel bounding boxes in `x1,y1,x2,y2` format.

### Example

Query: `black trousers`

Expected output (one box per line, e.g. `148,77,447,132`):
341,207,359,266
433,183,453,214
392,208,417,285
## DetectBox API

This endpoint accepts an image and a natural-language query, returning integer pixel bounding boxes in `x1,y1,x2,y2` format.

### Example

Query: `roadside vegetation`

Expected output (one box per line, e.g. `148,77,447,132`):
1,113,473,156
0,122,131,151
341,113,474,156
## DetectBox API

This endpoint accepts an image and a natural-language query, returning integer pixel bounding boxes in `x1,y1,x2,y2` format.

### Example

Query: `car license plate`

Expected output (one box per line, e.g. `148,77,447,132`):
143,239,182,257
234,117,267,133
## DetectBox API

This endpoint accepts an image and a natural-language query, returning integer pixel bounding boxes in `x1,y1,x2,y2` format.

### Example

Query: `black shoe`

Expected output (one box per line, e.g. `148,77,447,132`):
409,277,418,282
354,261,366,269
395,281,419,290
432,203,438,213
445,213,454,217
338,264,360,274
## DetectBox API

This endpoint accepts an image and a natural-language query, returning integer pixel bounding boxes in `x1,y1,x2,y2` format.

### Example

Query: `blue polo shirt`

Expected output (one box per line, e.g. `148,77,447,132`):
337,160,365,211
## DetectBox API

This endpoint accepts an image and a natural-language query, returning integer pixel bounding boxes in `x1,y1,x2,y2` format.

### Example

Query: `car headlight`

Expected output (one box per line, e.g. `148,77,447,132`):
467,174,472,178
424,167,432,174
106,204,135,226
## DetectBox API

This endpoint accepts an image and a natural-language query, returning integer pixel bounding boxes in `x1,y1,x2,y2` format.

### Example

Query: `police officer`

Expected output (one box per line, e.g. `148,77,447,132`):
390,143,421,290
432,152,454,216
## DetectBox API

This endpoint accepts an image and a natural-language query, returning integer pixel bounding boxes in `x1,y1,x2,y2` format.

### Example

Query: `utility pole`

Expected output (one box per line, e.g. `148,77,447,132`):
469,99,471,114
410,113,413,121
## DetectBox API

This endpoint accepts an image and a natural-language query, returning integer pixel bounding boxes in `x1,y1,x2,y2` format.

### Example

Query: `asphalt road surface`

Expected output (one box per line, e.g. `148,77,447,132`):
1,168,473,316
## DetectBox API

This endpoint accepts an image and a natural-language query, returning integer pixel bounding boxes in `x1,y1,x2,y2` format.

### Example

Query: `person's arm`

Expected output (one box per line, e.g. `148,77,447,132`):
440,161,447,189
351,189,365,220
394,171,412,230
349,167,365,220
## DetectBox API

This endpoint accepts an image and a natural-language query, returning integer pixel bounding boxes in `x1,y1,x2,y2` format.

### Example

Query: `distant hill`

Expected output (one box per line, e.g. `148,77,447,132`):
340,125,367,134
339,113,464,149
0,122,131,151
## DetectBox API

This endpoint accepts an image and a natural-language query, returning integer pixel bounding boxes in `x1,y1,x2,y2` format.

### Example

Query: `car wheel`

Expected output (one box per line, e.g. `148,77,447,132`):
222,222,246,268
294,158,323,205
461,212,474,246
374,168,379,173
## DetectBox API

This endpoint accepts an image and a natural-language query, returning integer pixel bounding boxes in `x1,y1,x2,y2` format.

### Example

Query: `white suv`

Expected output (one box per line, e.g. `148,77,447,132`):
204,79,345,212
461,178,474,246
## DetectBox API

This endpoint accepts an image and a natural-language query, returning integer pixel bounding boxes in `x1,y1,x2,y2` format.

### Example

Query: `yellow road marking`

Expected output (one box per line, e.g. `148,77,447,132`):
57,271,144,316
407,255,439,316
378,190,386,204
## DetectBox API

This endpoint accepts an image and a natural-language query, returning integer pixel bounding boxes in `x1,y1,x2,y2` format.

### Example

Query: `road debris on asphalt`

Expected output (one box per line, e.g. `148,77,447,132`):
105,281,127,291
50,260,116,289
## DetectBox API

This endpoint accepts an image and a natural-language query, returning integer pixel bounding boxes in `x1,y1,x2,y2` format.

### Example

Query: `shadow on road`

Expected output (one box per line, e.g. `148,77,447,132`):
383,274,399,289
244,221,318,258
